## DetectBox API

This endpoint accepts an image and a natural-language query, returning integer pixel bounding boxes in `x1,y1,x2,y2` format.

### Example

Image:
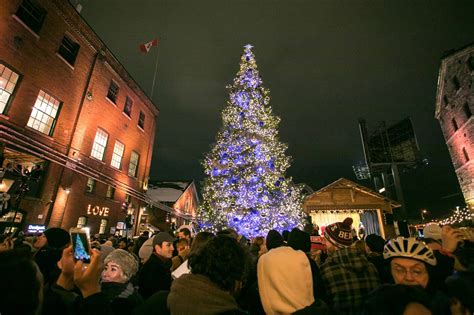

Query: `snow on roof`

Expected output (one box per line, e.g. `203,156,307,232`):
146,181,192,203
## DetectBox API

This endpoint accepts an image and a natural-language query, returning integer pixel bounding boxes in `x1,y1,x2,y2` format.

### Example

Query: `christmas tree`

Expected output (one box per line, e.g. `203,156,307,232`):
198,44,305,238
74,234,90,261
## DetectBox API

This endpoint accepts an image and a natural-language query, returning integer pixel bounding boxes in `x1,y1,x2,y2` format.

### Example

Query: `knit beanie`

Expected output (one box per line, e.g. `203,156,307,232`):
288,228,311,253
258,246,314,314
324,217,354,248
266,230,284,250
43,227,70,249
104,249,139,281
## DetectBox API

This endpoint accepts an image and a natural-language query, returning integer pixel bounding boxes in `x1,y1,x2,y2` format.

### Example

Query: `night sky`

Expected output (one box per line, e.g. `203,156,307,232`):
77,0,474,220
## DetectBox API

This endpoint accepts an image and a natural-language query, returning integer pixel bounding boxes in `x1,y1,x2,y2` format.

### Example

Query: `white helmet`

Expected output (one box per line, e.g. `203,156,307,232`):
383,237,437,266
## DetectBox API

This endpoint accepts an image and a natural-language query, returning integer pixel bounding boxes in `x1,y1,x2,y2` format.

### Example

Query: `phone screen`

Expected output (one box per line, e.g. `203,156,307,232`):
70,231,91,263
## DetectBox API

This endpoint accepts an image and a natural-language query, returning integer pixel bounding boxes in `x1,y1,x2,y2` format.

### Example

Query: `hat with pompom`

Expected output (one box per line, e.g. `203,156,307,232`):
324,217,354,248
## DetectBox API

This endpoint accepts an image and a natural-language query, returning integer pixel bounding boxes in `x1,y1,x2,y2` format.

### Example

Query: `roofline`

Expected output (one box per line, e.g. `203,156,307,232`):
440,41,474,60
53,0,159,116
147,180,195,203
434,42,474,118
307,177,401,207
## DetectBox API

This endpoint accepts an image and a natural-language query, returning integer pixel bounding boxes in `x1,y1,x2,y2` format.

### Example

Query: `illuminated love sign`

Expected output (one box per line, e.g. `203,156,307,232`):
87,204,110,217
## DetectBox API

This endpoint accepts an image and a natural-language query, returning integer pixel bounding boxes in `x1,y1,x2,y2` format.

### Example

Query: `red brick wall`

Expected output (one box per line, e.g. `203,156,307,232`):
0,0,158,234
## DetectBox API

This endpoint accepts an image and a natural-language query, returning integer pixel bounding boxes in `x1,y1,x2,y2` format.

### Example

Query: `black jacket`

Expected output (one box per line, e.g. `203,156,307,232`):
137,253,172,299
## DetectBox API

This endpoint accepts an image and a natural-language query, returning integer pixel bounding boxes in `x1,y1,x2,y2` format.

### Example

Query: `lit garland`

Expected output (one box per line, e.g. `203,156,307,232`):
438,206,473,225
198,44,305,238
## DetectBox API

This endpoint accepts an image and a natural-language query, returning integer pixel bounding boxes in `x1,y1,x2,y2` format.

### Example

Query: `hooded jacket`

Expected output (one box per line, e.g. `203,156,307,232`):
319,247,380,313
258,246,314,314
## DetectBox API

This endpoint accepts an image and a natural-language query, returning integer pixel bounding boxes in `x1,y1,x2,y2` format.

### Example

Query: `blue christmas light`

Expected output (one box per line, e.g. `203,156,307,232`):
198,44,304,238
212,168,220,177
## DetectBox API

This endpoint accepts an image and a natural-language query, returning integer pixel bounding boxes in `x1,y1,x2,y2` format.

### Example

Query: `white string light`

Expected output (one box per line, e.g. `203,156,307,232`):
437,206,473,225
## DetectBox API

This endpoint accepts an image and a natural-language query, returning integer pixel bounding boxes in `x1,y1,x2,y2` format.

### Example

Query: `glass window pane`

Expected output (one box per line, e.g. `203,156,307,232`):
0,63,20,114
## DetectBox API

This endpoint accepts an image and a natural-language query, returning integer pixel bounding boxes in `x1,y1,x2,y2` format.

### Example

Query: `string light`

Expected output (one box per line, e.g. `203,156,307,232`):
198,44,305,237
437,206,473,225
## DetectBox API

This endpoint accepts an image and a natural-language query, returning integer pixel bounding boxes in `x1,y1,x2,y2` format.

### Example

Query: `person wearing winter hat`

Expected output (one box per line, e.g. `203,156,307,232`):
101,249,143,313
34,227,71,285
288,228,311,253
103,249,139,283
287,228,324,309
319,218,380,313
34,227,70,250
265,229,284,251
323,217,354,250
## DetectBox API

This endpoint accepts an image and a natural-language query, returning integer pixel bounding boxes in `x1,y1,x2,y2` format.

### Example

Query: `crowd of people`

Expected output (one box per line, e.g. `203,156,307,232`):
0,218,472,315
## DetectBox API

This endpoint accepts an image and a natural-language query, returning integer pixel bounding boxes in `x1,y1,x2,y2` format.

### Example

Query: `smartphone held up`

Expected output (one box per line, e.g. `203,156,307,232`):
70,227,91,263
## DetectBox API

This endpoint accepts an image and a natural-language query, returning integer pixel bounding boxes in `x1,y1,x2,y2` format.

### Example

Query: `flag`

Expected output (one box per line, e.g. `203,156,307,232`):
139,38,158,53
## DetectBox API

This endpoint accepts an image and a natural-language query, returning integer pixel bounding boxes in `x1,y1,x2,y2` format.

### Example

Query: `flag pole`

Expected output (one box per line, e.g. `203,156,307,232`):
150,42,160,100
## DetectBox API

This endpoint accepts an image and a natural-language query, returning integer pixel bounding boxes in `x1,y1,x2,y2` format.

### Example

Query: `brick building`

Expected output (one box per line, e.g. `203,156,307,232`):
145,181,199,232
435,43,474,210
0,0,159,236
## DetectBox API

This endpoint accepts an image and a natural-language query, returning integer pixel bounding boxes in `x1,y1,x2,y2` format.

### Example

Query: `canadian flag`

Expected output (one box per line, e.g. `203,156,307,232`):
139,38,158,53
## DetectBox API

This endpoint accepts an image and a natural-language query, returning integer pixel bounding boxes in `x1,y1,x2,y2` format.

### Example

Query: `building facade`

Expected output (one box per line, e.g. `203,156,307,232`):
435,43,474,210
0,0,159,236
144,181,198,233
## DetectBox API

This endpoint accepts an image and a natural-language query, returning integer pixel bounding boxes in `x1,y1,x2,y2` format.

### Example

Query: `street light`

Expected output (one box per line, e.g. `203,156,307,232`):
420,209,428,222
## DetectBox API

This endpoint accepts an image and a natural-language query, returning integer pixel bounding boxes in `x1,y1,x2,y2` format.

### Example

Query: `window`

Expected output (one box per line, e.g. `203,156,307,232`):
58,35,80,66
106,185,115,199
111,141,125,169
462,147,470,163
123,96,132,117
463,103,472,119
0,63,20,114
452,76,460,91
99,219,108,234
91,128,108,160
85,178,96,193
138,111,145,129
27,90,61,135
125,193,131,203
106,80,119,103
451,118,458,131
128,151,139,177
77,216,87,228
15,0,47,34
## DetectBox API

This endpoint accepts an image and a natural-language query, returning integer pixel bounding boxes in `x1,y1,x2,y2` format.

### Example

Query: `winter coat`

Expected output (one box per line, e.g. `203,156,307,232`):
319,247,380,314
167,273,245,315
137,253,173,299
101,281,143,315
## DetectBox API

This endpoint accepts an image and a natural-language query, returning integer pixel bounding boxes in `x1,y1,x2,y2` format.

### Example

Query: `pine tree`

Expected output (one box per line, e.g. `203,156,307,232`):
74,234,90,260
198,44,305,238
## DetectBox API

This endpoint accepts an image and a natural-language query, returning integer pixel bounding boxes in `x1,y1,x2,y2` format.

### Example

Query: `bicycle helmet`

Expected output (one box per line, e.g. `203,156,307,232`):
383,237,437,266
